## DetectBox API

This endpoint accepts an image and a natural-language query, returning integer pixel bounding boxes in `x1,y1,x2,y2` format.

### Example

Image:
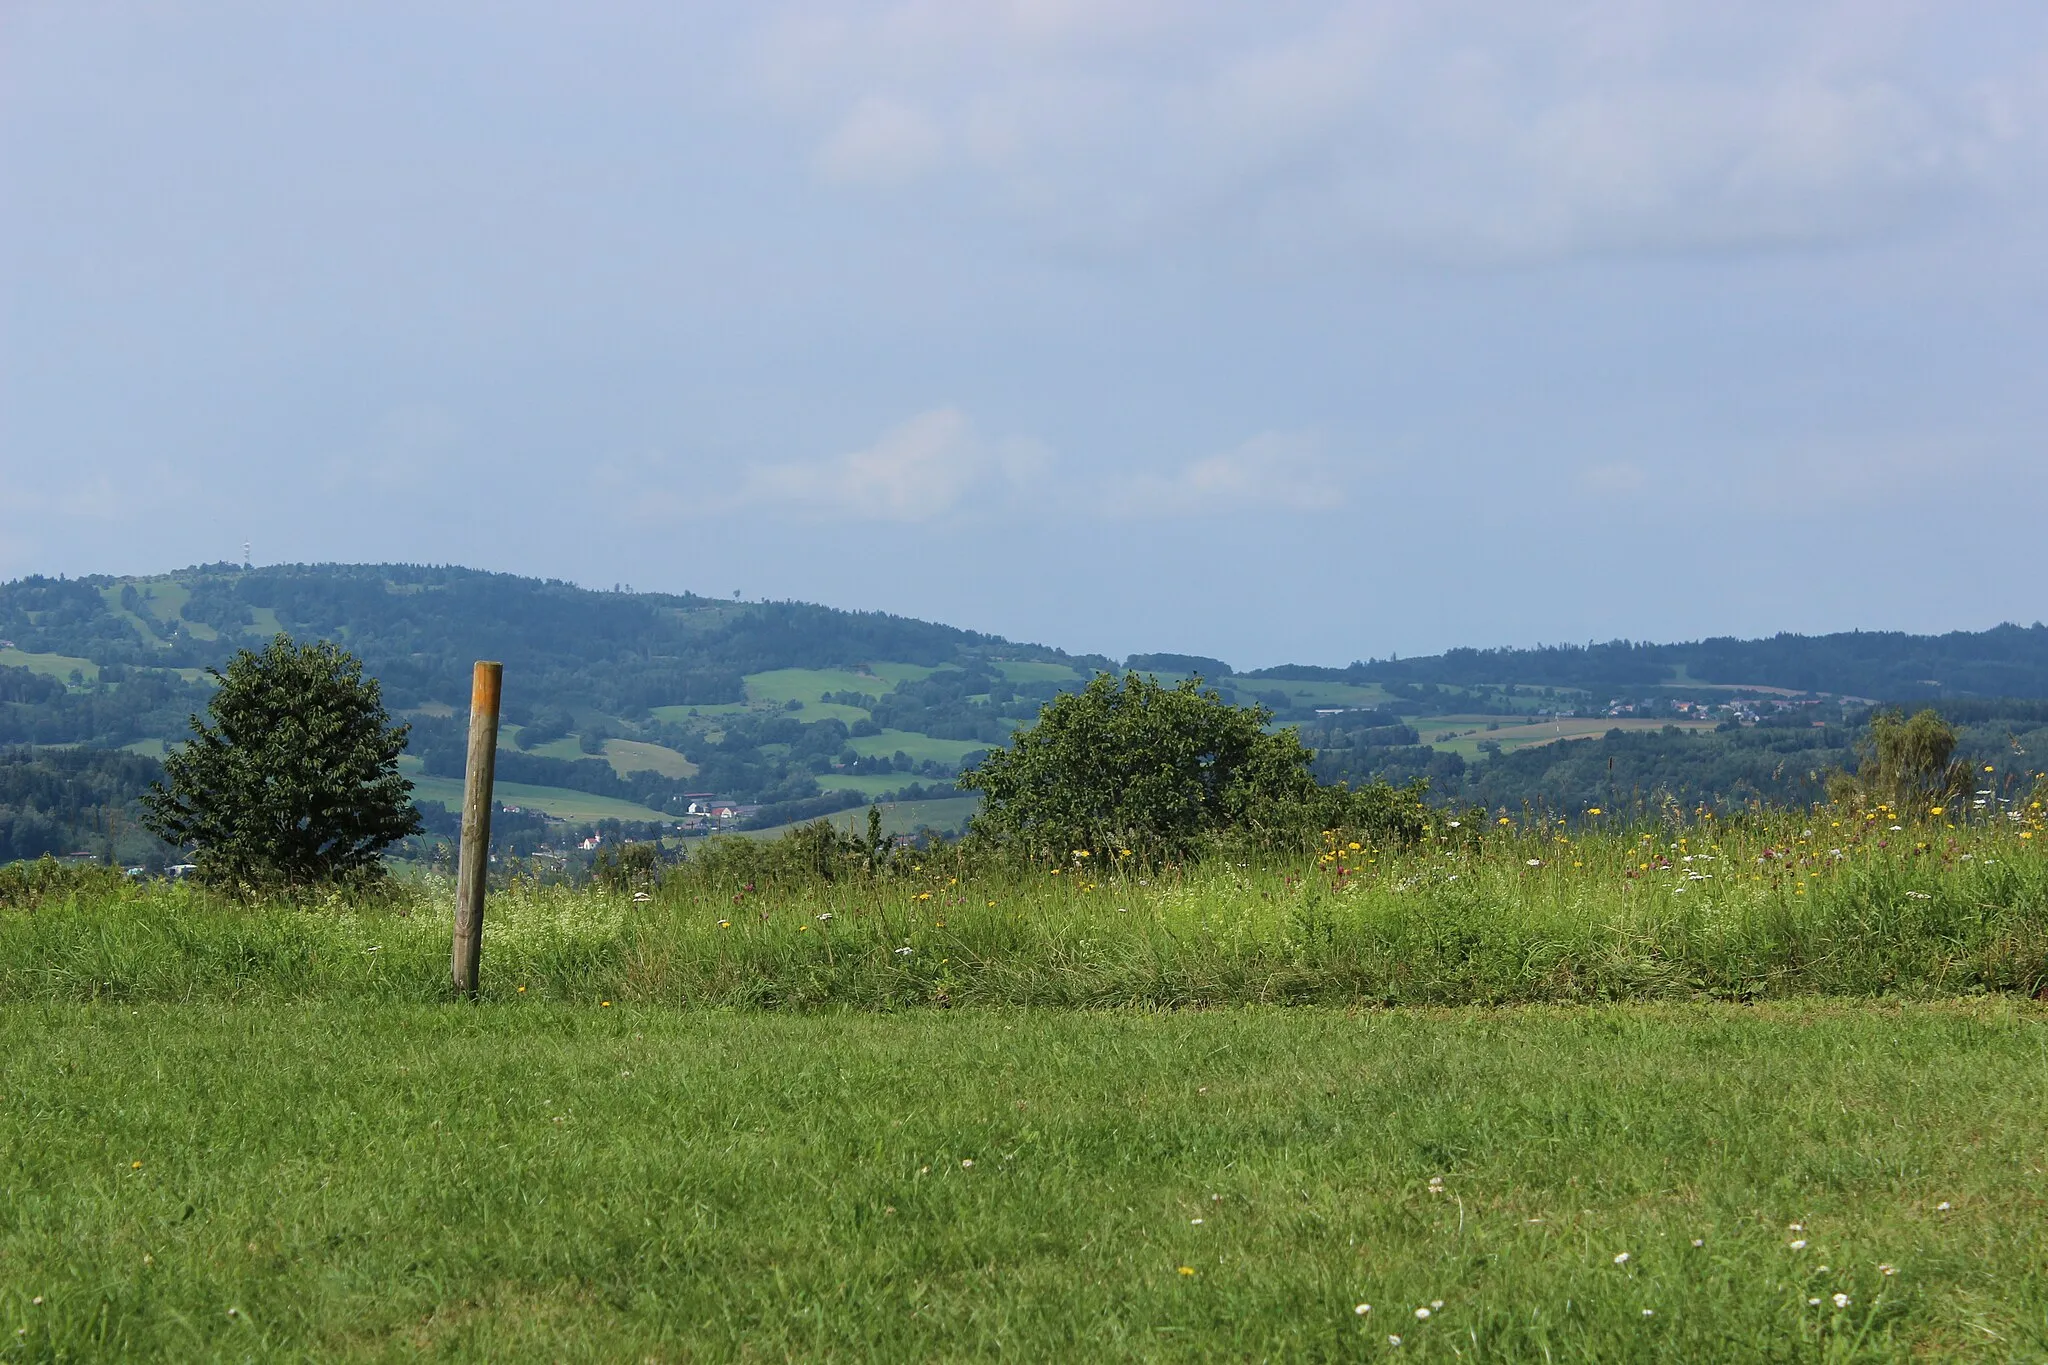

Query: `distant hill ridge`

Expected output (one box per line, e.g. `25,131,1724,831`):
4,562,2048,715
6,562,2048,866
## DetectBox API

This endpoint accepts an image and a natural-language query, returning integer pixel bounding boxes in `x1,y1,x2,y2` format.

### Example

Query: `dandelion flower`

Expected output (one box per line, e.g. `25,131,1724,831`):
1178,1266,1194,1276
1833,1293,1850,1308
1355,1303,1371,1315
717,919,731,928
1614,1252,1630,1265
130,1161,143,1169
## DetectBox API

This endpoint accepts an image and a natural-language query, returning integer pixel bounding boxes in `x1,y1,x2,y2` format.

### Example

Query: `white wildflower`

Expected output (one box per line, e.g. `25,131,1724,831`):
1354,1303,1371,1316
1833,1293,1850,1308
1614,1252,1630,1265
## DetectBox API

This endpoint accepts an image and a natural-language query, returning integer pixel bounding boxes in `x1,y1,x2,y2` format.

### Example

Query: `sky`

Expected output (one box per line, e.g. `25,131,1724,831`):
3,2,2045,669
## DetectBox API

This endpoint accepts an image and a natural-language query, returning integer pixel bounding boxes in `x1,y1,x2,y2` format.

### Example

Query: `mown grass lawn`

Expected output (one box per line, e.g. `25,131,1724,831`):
4,1001,2044,1361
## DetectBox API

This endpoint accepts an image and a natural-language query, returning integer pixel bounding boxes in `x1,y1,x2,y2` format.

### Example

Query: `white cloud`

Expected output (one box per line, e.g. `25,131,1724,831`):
748,1,2048,261
1101,430,1337,517
730,407,1047,522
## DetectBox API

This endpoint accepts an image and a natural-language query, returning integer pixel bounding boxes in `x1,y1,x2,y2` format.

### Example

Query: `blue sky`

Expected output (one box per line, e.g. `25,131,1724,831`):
3,2,2044,667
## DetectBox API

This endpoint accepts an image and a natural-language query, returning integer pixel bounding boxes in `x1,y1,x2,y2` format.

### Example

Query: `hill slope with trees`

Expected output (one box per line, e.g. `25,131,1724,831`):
4,562,2047,864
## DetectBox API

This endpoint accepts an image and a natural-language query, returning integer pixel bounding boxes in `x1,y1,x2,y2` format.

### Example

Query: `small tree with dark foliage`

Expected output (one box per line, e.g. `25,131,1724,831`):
143,635,421,887
961,671,1424,864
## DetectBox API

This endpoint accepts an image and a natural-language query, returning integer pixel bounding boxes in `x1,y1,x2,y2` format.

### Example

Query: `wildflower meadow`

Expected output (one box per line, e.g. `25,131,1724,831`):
3,803,2045,1359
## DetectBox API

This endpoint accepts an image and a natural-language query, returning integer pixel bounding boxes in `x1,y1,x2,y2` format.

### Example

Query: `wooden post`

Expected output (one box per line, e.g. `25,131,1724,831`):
451,660,503,998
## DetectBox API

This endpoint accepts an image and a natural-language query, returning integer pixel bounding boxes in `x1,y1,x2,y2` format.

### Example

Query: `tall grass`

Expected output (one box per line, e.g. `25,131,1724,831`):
5,808,2044,1007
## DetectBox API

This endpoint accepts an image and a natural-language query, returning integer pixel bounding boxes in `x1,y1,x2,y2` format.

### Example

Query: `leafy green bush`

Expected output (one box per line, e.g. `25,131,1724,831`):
960,671,1423,863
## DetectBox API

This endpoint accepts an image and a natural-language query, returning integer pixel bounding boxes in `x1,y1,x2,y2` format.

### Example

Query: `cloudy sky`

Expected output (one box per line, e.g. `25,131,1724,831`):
3,2,2044,667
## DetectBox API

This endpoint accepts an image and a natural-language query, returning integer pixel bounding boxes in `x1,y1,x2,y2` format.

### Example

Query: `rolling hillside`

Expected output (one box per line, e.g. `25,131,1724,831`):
5,562,2048,862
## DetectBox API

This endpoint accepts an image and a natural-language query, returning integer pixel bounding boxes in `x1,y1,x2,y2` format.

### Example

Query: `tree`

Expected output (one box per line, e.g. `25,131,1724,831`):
961,671,1422,862
1830,707,1970,814
142,635,421,886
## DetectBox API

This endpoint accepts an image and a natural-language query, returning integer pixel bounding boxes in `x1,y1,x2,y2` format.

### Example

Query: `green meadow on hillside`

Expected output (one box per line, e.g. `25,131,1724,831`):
6,798,2048,1358
3,1002,2042,1361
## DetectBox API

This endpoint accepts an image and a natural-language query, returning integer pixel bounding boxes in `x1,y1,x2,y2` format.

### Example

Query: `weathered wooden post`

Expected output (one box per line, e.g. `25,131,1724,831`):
451,660,502,999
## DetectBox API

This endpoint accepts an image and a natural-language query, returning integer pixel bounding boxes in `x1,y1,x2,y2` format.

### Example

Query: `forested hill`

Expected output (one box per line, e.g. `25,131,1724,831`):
1249,624,2048,702
0,563,1103,722
6,561,2048,867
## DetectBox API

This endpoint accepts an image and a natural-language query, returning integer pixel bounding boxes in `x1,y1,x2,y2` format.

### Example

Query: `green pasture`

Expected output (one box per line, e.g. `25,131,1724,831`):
2,1001,2042,1361
849,728,990,765
743,667,888,705
745,794,979,840
601,738,696,780
1234,678,1394,709
400,771,665,824
0,648,99,683
648,702,750,723
1417,715,1719,760
992,659,1084,685
815,772,909,798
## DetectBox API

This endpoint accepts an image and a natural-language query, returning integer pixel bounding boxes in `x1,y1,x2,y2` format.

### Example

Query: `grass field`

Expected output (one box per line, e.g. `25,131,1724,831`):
7,812,2044,1359
1233,678,1396,710
602,738,697,780
849,728,990,765
992,659,1082,684
8,809,2044,1009
402,772,666,824
2,1001,2041,1360
1419,715,1721,760
0,647,99,683
814,771,910,798
743,667,890,705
